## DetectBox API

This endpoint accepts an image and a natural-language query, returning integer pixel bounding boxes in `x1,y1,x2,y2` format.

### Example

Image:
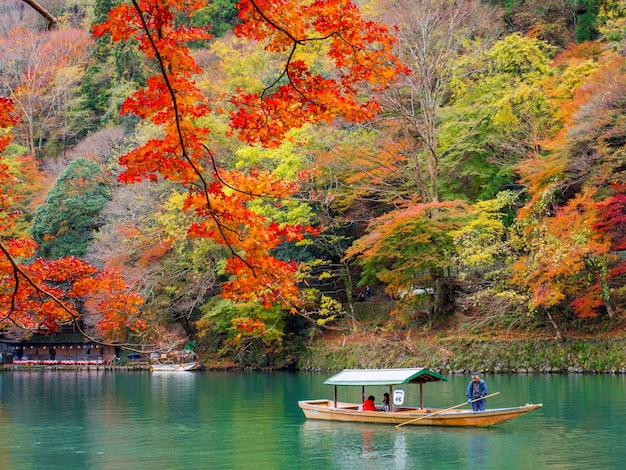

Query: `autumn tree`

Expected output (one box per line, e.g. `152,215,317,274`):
0,0,403,353
345,200,472,320
0,27,93,157
0,151,46,239
450,191,530,329
512,53,626,336
513,189,613,339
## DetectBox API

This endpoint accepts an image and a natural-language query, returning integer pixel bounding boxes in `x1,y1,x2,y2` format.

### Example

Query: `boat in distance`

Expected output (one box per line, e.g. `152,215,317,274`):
150,362,202,372
298,368,543,427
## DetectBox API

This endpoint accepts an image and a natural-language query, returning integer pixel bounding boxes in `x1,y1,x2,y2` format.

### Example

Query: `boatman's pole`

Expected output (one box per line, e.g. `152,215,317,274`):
395,392,501,428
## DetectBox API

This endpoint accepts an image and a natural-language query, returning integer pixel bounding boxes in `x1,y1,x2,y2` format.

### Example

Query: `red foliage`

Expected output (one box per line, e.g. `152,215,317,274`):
2,0,403,342
594,184,626,251
91,0,402,316
513,189,613,317
232,0,405,142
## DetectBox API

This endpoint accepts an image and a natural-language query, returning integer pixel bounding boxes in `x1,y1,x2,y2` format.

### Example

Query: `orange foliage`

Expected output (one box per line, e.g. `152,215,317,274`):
91,0,402,317
0,97,20,231
0,238,146,337
231,0,406,147
594,184,626,251
513,188,613,317
345,200,470,295
314,129,410,209
2,0,402,342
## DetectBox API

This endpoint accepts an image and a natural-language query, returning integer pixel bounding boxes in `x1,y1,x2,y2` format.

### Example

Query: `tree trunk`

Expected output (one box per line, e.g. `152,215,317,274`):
544,309,563,342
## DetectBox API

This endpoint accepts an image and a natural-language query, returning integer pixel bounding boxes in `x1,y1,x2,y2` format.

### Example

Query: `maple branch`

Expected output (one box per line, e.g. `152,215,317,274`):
129,0,258,277
0,241,150,351
247,1,375,124
130,0,186,161
20,0,57,29
0,240,46,310
261,42,298,100
262,40,330,113
200,147,257,271
248,0,306,45
0,240,82,332
246,0,344,107
202,143,273,200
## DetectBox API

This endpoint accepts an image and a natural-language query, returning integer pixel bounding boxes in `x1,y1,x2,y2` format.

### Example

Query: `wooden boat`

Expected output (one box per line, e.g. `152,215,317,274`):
150,362,201,372
298,368,543,427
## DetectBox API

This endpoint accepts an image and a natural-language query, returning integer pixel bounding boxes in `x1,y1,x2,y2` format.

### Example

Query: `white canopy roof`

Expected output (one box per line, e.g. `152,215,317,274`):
323,368,446,386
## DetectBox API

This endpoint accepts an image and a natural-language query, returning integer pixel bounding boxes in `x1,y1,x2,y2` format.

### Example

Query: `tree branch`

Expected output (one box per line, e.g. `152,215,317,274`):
20,0,57,29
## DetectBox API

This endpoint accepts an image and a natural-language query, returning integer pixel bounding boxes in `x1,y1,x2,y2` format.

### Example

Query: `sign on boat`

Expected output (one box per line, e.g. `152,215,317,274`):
298,368,543,427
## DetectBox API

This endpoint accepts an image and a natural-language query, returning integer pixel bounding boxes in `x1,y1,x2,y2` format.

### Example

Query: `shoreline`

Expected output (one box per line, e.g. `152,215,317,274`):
296,335,626,374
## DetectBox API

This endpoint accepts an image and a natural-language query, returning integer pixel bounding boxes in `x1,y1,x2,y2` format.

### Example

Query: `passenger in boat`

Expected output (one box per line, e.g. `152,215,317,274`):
362,395,376,411
379,393,390,412
466,373,488,412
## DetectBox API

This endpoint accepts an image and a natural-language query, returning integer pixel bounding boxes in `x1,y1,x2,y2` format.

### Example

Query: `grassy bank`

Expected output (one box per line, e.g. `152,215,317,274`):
298,335,626,374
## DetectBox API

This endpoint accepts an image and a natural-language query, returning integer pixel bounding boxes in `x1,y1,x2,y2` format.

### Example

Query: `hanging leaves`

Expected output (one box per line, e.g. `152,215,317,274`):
91,0,402,322
230,0,406,147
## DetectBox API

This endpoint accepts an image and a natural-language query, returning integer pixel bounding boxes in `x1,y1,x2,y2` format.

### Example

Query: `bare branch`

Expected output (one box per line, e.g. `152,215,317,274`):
20,0,57,29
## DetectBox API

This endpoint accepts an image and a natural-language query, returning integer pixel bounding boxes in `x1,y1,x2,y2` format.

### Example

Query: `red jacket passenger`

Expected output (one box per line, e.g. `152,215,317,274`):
362,396,376,411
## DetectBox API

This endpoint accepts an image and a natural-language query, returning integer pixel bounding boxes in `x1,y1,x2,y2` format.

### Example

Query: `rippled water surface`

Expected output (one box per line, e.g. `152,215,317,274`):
0,371,624,469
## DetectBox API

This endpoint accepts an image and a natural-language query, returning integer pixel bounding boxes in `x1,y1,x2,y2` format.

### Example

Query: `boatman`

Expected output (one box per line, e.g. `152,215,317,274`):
466,372,488,411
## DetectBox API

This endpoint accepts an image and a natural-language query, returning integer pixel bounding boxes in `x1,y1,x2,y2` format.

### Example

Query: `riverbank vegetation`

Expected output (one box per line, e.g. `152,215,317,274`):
1,0,625,369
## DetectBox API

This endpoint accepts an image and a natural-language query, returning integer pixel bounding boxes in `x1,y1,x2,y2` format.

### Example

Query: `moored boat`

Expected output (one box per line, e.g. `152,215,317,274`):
150,362,201,372
298,368,542,427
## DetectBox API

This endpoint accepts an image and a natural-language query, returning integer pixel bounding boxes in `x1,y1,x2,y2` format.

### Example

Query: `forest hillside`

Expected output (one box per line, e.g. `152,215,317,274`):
0,0,625,369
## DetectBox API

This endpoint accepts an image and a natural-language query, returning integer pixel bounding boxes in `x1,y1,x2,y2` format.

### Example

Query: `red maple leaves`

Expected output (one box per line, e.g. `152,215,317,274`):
91,0,402,329
231,0,405,147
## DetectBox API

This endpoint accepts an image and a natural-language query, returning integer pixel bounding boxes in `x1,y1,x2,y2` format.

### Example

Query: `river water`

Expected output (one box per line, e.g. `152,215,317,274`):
0,370,624,469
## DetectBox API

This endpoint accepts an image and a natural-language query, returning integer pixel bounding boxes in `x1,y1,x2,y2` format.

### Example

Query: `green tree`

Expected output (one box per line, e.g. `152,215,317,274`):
575,0,601,42
438,33,557,201
31,157,110,259
80,0,148,128
375,0,502,204
191,0,239,39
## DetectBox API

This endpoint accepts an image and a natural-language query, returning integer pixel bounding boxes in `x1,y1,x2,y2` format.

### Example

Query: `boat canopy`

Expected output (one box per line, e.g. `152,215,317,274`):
323,368,446,386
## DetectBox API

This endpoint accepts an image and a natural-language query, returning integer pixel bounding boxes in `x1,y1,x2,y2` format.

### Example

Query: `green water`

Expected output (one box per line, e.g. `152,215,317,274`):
0,371,624,469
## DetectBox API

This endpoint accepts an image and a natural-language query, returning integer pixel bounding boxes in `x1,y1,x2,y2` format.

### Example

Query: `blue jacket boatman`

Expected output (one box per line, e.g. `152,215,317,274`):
466,372,488,411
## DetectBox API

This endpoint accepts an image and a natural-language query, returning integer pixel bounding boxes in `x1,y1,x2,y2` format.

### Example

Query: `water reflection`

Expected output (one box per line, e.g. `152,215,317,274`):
299,420,417,469
392,432,407,467
362,429,375,460
467,431,489,468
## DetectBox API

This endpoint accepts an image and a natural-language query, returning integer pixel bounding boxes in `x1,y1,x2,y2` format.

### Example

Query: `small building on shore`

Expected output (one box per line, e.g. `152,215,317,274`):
0,327,119,365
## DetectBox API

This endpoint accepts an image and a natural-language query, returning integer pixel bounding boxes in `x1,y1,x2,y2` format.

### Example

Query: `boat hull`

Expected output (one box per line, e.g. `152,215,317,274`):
298,399,543,427
150,362,201,372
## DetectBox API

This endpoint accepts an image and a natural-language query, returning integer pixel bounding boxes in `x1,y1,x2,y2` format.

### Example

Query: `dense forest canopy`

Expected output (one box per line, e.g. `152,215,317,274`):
1,0,625,364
